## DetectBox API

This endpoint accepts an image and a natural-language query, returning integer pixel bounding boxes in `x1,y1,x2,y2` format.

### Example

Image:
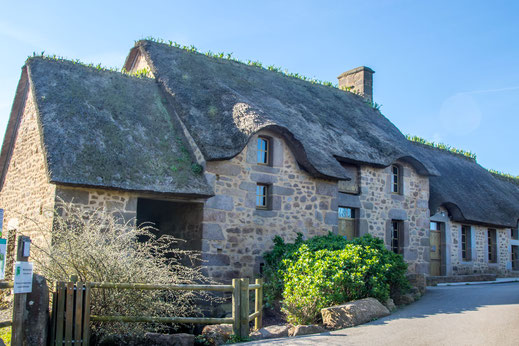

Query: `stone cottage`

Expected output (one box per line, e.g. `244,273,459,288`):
0,39,517,281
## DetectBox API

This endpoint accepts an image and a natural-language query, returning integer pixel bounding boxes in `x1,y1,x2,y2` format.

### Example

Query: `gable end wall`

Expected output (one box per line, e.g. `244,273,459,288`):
0,86,57,261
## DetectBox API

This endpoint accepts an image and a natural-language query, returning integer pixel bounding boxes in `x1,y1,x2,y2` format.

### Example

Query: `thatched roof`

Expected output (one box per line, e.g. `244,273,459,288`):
127,40,438,180
413,142,519,228
0,57,212,196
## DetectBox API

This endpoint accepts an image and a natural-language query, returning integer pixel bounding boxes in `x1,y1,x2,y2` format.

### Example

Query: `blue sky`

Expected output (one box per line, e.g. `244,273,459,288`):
1,0,518,174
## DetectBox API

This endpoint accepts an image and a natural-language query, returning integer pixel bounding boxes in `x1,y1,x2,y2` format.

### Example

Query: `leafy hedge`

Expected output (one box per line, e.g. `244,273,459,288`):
263,233,409,324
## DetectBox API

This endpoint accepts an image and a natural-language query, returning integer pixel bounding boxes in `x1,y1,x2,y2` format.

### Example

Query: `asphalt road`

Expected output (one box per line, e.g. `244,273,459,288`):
245,282,519,346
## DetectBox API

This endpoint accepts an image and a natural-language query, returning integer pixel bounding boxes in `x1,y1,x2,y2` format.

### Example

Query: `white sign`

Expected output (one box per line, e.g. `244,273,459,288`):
13,262,33,294
22,239,30,257
0,239,6,280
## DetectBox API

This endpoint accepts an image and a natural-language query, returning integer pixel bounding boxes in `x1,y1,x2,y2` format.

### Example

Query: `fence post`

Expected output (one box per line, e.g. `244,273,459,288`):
239,278,249,339
82,282,91,346
12,235,30,346
231,279,241,337
254,278,263,330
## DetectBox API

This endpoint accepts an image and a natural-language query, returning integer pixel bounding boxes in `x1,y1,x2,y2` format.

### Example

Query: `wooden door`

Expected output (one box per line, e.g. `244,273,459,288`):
430,230,442,276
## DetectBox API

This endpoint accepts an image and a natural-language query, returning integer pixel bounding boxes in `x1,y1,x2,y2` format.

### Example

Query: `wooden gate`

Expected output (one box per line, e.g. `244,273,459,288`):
49,282,91,345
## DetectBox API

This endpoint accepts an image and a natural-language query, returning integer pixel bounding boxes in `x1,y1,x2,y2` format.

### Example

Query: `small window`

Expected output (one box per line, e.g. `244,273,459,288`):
488,229,497,263
256,184,269,209
391,165,402,194
430,221,440,231
512,246,519,271
338,207,357,240
257,137,271,165
338,164,360,194
391,220,404,254
461,225,472,261
512,227,519,240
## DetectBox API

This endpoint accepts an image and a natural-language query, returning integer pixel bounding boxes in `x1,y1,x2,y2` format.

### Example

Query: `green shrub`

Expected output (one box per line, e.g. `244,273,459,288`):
0,326,10,345
263,233,408,324
263,233,349,304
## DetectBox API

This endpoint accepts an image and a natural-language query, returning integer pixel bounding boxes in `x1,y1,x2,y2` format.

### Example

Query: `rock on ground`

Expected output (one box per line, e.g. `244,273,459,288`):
201,324,233,345
144,333,195,346
393,292,415,306
407,273,427,295
289,325,327,337
321,298,390,329
384,298,397,312
250,325,290,340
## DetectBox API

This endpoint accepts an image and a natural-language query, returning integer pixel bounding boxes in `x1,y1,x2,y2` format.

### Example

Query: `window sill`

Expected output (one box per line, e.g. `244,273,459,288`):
391,194,404,202
253,209,278,218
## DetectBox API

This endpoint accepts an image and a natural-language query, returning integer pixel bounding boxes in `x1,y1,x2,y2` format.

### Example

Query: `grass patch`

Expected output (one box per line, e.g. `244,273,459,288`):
0,326,11,345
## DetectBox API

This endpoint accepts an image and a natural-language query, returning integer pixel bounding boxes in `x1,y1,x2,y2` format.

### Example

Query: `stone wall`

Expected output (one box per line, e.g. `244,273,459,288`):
201,130,338,281
356,163,431,274
201,130,432,280
448,221,510,275
55,186,138,224
0,87,57,269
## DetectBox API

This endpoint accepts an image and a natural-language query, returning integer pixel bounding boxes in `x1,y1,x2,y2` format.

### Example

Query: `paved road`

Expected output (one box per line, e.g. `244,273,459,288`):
246,282,519,346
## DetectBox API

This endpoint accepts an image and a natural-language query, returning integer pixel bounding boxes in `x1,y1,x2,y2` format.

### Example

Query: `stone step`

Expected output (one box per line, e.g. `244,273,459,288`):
427,274,497,286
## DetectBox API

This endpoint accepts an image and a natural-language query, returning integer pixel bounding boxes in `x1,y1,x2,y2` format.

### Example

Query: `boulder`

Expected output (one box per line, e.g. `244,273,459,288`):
394,293,415,306
201,324,233,345
24,274,49,346
250,325,290,340
321,298,390,329
144,333,195,346
288,325,327,337
384,298,396,312
406,273,426,295
410,286,420,295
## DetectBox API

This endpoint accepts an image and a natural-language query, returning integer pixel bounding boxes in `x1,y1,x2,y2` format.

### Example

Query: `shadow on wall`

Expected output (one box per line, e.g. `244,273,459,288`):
136,198,203,265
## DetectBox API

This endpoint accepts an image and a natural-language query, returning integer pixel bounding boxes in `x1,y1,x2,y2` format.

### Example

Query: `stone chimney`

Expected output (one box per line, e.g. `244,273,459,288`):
337,66,375,103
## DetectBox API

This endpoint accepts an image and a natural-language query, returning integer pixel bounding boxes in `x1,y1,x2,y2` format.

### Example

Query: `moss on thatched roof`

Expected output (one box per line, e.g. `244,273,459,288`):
127,40,438,179
412,142,519,228
17,57,212,196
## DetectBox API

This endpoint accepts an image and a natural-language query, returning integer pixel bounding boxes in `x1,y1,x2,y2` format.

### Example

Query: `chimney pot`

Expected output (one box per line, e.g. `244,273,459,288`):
337,66,375,103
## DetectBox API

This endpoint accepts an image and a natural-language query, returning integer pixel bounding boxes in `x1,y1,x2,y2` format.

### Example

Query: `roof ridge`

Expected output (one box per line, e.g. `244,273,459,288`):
26,55,154,80
136,37,380,109
407,135,477,161
488,169,519,185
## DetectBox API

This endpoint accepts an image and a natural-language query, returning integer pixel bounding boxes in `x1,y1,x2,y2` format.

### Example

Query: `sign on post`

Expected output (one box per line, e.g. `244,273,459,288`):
22,238,30,257
13,261,33,294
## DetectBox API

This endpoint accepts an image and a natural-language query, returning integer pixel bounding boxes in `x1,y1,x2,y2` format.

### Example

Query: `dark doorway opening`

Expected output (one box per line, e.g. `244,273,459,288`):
136,198,204,255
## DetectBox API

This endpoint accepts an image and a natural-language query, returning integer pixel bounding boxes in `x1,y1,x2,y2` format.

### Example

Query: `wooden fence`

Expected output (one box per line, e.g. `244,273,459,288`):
50,277,263,345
